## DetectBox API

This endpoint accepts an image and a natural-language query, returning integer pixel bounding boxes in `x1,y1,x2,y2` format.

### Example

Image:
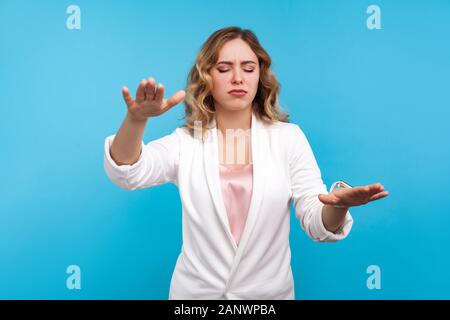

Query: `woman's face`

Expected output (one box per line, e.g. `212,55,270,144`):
210,38,260,112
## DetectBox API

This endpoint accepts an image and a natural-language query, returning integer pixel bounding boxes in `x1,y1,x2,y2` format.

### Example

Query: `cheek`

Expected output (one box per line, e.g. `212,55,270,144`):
249,73,260,91
211,73,228,92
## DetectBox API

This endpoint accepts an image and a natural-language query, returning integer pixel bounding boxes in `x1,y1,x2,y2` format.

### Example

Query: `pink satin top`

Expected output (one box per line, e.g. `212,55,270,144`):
219,163,253,247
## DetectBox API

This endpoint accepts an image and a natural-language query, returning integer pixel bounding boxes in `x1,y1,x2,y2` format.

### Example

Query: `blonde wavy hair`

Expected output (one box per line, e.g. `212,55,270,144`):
183,26,289,140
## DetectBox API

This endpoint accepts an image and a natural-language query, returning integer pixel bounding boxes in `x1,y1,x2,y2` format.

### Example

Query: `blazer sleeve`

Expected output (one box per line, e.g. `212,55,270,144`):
103,128,180,190
289,124,353,242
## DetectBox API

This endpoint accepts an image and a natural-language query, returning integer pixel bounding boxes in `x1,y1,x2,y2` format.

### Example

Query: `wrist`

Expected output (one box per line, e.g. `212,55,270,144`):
322,205,348,233
126,112,148,124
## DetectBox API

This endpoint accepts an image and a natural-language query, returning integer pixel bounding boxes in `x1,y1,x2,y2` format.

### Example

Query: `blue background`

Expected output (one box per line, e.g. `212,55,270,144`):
1,0,449,299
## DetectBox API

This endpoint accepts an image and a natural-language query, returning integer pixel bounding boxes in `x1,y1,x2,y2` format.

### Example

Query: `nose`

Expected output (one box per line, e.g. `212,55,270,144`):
231,68,244,84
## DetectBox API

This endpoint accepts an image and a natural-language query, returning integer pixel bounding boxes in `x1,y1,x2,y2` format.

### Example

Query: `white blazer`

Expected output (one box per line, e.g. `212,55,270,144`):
103,111,353,300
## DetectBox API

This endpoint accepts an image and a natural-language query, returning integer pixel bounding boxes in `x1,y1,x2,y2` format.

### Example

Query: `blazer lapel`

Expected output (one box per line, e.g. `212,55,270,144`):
203,111,268,284
203,117,239,251
224,112,267,288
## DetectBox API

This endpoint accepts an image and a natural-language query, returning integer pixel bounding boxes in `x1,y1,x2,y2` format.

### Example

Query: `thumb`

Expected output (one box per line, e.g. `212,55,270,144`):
122,86,134,108
162,90,186,112
318,193,333,205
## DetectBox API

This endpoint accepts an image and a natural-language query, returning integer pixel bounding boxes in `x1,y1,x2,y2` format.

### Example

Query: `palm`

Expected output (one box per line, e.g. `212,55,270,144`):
318,183,389,208
122,77,185,121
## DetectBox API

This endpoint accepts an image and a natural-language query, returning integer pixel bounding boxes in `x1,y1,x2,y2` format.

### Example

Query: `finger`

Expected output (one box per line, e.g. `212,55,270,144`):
318,194,336,205
366,184,385,198
353,185,382,197
161,90,186,112
352,186,373,196
154,83,165,102
122,86,134,108
368,183,384,192
135,79,147,103
146,77,156,100
369,191,389,201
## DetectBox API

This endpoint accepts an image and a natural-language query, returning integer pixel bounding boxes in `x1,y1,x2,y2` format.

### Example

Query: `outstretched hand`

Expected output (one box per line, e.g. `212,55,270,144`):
318,183,389,208
122,77,186,121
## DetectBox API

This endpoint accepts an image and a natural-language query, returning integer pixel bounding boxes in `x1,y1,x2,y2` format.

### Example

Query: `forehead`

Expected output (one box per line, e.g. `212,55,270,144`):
217,38,258,62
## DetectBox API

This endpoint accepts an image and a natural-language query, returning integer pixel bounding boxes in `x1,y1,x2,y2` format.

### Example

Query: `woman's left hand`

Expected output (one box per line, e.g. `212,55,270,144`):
318,183,389,208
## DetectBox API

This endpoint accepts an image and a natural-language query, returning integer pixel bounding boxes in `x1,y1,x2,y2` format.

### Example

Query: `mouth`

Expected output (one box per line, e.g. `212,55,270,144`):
228,90,247,97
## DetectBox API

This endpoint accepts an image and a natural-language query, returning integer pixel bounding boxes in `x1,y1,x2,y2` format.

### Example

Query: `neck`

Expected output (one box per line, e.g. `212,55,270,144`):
215,105,253,135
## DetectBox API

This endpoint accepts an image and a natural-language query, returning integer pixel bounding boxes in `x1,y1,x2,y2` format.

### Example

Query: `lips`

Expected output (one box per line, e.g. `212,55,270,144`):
228,89,247,96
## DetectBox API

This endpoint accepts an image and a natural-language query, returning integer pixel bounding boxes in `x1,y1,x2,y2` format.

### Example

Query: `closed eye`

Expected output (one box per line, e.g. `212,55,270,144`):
218,69,254,73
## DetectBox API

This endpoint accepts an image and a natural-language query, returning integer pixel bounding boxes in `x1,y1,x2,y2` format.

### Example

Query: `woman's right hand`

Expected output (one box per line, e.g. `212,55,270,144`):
122,77,186,122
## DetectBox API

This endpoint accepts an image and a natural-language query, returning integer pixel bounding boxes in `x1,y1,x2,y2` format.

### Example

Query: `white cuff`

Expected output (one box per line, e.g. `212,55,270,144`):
103,134,147,190
313,203,354,242
104,134,146,174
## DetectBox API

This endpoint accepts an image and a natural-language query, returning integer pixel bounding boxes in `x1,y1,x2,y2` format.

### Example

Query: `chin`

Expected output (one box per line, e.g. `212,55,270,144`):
221,101,251,112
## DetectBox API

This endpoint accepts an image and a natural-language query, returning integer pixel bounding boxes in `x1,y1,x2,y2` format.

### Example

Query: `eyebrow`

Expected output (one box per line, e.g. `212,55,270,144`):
216,60,257,66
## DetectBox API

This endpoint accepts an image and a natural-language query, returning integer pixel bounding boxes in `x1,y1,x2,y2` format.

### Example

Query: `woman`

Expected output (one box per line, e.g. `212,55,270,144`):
103,26,389,299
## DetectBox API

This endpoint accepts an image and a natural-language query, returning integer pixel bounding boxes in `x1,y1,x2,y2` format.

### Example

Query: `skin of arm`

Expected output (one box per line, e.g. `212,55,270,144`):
109,113,148,166
322,205,348,233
